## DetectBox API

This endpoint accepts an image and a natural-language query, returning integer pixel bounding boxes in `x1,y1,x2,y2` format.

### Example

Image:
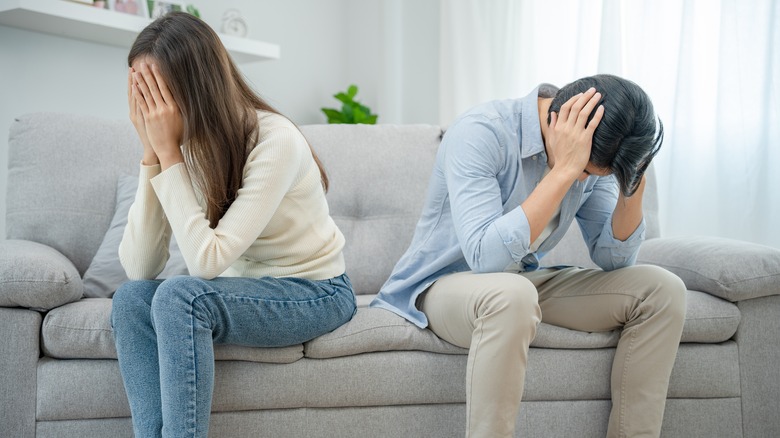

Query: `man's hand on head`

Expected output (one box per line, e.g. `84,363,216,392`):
547,88,604,182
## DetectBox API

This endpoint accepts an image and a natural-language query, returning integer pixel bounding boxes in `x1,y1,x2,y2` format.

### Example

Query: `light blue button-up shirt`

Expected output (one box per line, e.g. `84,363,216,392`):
371,85,645,328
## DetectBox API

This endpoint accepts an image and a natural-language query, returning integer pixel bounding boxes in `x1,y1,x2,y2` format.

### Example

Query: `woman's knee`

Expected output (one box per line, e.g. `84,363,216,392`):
150,276,208,319
111,280,159,329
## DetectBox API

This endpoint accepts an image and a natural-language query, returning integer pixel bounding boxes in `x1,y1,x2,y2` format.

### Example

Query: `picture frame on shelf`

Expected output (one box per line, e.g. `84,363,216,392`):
108,0,148,18
147,0,187,19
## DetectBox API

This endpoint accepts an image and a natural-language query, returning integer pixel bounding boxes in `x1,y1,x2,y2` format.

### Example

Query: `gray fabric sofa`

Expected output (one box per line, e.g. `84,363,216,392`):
2,113,779,438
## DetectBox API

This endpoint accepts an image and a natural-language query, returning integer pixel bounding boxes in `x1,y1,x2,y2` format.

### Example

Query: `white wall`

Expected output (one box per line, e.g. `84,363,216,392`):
345,0,440,125
0,0,440,239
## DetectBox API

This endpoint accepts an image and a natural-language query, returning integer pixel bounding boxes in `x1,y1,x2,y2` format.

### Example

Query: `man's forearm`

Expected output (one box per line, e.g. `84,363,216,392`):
521,167,578,243
611,175,646,241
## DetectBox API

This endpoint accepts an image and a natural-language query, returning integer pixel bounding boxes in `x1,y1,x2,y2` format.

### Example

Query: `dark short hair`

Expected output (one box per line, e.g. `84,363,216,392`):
547,74,663,196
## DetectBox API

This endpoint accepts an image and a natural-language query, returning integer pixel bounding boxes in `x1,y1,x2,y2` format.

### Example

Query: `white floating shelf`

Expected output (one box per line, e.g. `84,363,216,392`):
0,0,280,63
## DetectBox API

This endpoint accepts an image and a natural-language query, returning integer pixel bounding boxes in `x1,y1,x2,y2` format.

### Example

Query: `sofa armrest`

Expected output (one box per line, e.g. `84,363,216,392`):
0,240,83,311
637,236,780,302
0,307,41,438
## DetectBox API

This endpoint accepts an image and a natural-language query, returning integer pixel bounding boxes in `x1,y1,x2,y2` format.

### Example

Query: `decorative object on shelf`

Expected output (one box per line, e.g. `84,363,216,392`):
321,85,378,125
144,1,199,19
93,0,108,9
221,9,247,37
147,0,185,19
111,0,147,17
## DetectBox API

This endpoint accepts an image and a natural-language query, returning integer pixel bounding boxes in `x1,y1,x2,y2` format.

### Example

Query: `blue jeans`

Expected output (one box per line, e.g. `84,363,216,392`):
111,273,356,438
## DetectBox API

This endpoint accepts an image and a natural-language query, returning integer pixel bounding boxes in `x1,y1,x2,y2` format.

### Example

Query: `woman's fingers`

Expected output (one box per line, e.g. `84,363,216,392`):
133,70,154,110
151,64,176,107
127,68,133,103
138,63,165,108
132,83,150,116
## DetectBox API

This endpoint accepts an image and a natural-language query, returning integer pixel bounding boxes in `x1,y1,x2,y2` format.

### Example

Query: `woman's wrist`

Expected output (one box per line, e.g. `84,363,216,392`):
142,149,160,166
158,148,184,171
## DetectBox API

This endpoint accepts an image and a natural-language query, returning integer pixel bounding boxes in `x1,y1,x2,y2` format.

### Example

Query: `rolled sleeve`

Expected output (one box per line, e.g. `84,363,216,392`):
592,215,646,270
491,206,532,265
577,175,645,271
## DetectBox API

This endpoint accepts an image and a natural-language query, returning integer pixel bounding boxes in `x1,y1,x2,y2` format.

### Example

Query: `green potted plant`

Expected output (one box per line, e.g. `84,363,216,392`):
321,85,378,124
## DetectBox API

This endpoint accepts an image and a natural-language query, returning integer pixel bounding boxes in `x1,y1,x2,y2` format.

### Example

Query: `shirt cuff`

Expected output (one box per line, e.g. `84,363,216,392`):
491,205,532,262
596,216,646,255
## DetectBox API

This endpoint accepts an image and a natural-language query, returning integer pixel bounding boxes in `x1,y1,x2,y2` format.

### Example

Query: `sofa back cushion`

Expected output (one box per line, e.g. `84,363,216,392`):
302,123,661,289
300,124,442,295
7,113,140,275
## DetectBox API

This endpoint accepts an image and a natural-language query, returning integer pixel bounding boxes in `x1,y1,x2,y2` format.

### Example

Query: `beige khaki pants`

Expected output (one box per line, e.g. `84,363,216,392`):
419,265,686,438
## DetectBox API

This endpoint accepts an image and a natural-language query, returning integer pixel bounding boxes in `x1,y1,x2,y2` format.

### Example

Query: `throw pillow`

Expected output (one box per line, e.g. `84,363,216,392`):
0,240,83,310
82,175,188,298
637,236,780,302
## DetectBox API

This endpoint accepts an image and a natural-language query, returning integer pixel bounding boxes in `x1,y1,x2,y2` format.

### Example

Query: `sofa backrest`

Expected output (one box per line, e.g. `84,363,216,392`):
7,113,141,275
6,114,659,293
302,123,661,289
300,124,443,295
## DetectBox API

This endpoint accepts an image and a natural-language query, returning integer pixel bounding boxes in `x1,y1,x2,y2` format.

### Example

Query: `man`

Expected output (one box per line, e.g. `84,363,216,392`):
371,74,686,437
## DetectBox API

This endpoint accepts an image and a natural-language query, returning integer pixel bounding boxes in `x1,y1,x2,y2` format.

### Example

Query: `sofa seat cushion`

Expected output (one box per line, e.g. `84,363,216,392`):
42,298,303,364
304,307,468,358
41,289,739,363
306,290,739,358
534,290,741,348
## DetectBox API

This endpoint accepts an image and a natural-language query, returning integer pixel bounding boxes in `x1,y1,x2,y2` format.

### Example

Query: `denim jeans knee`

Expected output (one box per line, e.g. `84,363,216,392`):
111,279,161,329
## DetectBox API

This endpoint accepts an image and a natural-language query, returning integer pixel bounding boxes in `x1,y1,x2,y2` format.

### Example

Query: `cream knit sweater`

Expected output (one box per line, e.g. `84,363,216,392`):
119,111,346,281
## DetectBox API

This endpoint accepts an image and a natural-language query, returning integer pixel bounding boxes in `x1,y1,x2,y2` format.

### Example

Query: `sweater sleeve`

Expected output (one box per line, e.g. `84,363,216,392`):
150,127,305,279
119,163,174,280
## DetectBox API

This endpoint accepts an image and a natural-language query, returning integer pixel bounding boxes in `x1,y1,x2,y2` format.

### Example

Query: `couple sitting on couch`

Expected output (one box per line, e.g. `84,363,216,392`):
114,12,684,438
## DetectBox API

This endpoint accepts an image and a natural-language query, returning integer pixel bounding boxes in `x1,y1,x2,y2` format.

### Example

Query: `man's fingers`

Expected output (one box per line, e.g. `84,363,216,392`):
567,87,597,128
557,93,581,124
576,91,602,128
586,105,605,132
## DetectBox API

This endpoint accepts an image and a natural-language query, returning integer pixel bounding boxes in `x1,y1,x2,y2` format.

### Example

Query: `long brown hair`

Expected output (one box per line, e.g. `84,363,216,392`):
129,12,328,228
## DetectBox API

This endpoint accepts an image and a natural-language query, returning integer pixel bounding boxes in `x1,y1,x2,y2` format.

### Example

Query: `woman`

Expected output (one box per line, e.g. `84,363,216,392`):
111,12,356,437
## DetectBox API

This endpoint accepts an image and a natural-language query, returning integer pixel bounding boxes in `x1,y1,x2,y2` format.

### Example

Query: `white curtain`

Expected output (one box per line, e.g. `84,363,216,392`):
440,0,780,248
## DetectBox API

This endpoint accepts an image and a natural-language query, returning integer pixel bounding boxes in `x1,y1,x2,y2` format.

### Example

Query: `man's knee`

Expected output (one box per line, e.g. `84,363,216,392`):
476,273,540,329
635,264,687,322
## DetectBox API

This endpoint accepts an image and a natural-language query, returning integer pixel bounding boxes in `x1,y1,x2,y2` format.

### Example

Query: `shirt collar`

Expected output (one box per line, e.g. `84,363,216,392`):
520,83,559,159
